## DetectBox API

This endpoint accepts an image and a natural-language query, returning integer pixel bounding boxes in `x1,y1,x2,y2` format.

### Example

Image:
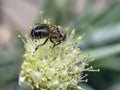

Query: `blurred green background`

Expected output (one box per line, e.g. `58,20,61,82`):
0,0,120,90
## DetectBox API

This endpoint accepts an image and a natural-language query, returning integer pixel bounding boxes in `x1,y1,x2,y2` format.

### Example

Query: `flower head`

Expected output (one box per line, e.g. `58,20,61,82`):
19,18,98,90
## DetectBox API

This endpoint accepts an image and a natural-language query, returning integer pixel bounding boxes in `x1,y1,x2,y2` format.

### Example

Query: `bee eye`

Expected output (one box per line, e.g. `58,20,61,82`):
56,28,60,33
60,35,63,37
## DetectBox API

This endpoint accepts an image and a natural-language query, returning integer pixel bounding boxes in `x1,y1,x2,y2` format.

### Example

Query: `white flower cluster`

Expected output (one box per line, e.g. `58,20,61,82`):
18,20,97,90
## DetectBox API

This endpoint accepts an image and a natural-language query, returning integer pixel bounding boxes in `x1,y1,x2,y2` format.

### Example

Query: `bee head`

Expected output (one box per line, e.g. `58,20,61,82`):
57,26,67,41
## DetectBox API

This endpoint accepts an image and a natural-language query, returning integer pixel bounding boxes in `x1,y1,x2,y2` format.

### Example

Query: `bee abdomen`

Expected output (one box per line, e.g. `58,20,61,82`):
31,26,49,39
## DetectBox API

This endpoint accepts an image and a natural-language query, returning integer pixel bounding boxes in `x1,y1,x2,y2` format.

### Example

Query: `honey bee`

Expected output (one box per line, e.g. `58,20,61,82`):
30,24,66,51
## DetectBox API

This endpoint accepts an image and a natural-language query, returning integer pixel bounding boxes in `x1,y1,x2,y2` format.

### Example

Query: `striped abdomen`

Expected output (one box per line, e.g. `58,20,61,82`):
31,25,49,39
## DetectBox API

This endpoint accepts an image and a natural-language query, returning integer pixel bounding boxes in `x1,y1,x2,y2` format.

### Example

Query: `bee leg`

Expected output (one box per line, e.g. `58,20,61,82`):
34,38,49,52
54,41,61,47
50,38,56,47
55,41,61,46
50,38,61,47
40,38,49,46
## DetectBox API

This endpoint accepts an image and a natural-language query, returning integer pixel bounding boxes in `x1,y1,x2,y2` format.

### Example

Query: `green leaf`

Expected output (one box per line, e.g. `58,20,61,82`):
83,43,120,59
